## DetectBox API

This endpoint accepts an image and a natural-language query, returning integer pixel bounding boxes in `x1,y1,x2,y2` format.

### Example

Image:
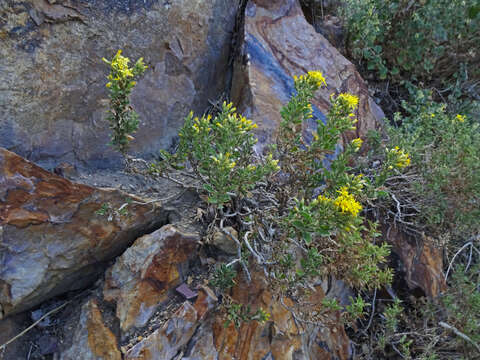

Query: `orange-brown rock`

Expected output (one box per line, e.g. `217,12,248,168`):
122,270,350,359
386,227,446,297
103,225,199,332
0,147,170,318
60,299,121,360
211,271,350,360
125,288,218,359
232,0,384,149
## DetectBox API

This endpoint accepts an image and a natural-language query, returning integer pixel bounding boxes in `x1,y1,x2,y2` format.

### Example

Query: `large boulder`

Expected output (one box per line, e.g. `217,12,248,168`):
0,147,171,318
0,0,238,169
232,0,385,149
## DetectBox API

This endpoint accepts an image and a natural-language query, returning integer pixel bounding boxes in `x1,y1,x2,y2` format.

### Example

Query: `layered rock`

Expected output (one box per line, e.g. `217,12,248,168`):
60,299,122,360
232,0,384,149
210,271,350,360
103,225,199,332
0,0,237,169
125,288,218,359
387,227,446,298
0,147,170,318
122,270,350,359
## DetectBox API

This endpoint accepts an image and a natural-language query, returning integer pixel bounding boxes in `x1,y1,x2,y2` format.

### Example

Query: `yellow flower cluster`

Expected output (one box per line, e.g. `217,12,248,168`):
307,71,327,87
334,187,362,217
388,146,411,169
266,153,280,171
456,114,466,123
191,114,213,133
210,152,236,169
337,93,359,110
293,70,327,88
312,194,333,207
103,50,146,88
351,138,363,151
236,114,258,131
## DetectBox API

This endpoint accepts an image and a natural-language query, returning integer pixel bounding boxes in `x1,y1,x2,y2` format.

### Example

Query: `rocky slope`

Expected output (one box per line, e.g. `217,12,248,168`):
0,0,445,359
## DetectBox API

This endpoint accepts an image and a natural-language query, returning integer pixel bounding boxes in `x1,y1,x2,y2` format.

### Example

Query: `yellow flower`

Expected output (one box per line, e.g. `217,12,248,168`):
317,194,333,204
388,146,411,169
106,82,112,88
351,138,363,151
307,70,327,87
456,114,466,123
334,187,362,217
337,93,359,110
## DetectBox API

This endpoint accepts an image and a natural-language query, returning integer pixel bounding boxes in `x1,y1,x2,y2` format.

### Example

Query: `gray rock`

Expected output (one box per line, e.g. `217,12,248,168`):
0,0,238,169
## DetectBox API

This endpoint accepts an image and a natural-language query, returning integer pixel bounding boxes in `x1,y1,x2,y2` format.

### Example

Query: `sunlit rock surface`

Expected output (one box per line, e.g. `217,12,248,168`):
232,0,385,150
0,147,170,317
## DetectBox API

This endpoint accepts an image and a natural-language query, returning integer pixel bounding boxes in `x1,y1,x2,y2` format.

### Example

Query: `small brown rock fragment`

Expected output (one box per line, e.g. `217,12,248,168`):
386,227,446,297
210,226,238,254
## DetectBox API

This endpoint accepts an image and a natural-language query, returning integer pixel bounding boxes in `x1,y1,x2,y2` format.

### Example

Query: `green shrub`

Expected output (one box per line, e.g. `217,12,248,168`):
274,71,399,291
341,0,479,86
151,102,279,205
151,71,415,330
387,89,480,238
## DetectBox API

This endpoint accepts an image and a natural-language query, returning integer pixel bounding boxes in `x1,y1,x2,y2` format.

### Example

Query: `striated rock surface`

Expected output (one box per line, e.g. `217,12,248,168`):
0,0,237,169
232,0,384,149
125,288,218,359
0,147,170,318
210,271,350,360
103,224,199,332
387,227,446,298
60,298,121,360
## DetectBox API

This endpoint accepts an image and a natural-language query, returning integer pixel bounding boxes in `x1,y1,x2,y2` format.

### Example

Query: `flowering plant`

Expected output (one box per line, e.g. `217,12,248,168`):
102,50,147,155
151,102,279,205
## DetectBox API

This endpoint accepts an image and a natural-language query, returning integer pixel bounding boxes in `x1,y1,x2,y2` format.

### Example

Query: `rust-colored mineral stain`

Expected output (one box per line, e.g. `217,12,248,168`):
2,208,49,227
0,148,94,227
86,300,121,360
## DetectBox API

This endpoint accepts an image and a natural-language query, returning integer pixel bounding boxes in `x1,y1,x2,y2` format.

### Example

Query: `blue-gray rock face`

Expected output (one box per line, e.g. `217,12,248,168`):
0,0,238,169
231,0,385,152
